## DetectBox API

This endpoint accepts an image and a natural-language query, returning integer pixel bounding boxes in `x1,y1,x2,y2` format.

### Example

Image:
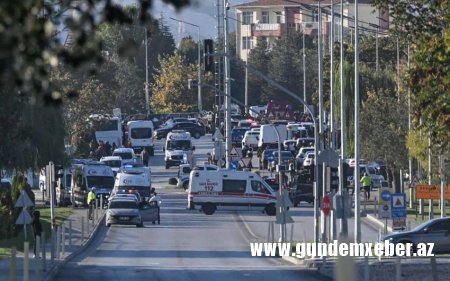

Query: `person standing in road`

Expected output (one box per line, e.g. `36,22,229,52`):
31,210,42,258
149,188,161,225
87,187,96,220
360,172,372,201
141,149,149,166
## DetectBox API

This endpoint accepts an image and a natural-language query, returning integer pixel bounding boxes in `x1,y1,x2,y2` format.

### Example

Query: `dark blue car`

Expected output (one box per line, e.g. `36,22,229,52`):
231,128,248,146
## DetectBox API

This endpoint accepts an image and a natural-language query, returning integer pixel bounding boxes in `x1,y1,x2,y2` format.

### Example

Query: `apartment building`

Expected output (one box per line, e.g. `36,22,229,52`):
235,0,389,61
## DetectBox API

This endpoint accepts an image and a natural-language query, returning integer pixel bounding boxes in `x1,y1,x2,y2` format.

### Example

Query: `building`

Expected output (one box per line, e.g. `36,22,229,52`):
234,0,390,61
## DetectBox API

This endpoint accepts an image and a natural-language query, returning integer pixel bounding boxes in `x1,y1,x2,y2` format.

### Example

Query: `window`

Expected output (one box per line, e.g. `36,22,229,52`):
131,128,152,139
223,179,246,193
242,36,253,50
428,221,450,232
242,11,253,25
261,11,269,24
251,180,271,194
276,11,285,24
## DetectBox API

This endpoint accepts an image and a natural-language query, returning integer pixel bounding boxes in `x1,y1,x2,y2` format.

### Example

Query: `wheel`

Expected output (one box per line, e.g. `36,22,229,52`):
194,132,201,139
137,222,144,227
202,203,216,215
182,180,189,190
265,204,276,216
106,223,111,227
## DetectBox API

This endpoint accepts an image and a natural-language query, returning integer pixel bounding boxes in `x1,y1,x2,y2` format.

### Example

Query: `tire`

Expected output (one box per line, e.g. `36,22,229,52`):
265,204,276,216
193,132,201,139
106,223,111,227
182,181,189,190
202,203,216,215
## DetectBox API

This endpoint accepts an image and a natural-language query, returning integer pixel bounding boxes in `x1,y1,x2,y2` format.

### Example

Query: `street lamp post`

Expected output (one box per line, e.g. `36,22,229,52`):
144,27,150,115
169,17,202,112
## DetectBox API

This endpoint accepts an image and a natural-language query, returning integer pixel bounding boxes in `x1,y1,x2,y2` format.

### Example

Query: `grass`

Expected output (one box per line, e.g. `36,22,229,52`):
406,202,450,223
0,207,73,258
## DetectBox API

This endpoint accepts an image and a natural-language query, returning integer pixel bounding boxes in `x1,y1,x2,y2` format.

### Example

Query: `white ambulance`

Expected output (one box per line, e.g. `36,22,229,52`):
163,130,195,169
187,170,277,216
71,161,115,207
113,168,152,200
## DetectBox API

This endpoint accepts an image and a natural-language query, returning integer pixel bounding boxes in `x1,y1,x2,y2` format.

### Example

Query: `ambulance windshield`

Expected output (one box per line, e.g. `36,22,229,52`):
167,140,191,150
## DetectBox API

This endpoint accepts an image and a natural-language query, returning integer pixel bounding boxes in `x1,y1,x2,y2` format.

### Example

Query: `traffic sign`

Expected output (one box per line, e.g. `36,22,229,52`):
415,184,450,200
378,204,391,219
212,129,224,141
15,209,32,225
267,155,274,162
392,217,406,231
391,193,406,210
230,160,239,170
228,147,240,158
241,157,252,168
381,190,391,202
15,191,34,207
322,194,331,216
257,147,263,158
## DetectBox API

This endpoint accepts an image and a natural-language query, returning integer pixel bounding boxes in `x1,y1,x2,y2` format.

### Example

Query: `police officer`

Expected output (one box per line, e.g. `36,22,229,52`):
87,187,96,220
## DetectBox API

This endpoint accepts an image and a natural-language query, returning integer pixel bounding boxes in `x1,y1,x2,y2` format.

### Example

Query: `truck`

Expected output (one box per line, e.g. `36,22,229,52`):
163,130,195,169
265,100,295,121
257,124,288,150
88,114,122,147
127,120,155,156
71,161,115,208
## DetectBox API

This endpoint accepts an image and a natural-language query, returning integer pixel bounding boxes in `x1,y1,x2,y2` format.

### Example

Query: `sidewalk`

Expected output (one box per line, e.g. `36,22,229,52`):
0,206,105,281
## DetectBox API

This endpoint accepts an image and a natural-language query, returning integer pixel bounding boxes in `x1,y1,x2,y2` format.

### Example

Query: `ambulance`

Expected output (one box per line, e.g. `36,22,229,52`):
112,169,152,200
71,161,115,208
163,130,195,169
187,170,277,216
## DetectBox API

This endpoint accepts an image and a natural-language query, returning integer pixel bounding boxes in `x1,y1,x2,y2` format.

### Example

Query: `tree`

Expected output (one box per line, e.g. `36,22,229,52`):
150,53,198,113
372,0,450,149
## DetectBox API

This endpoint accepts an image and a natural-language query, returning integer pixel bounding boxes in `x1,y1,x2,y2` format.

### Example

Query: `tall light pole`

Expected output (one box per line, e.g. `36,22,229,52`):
169,17,202,112
339,0,348,237
144,27,150,115
318,0,324,138
330,0,335,150
223,0,232,169
354,0,361,243
302,23,307,113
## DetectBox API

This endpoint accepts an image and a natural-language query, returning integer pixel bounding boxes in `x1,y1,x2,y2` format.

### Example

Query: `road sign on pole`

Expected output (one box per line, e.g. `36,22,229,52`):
322,194,331,216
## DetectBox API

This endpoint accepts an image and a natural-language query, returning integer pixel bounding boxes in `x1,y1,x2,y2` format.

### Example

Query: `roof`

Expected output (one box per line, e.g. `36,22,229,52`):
234,0,373,8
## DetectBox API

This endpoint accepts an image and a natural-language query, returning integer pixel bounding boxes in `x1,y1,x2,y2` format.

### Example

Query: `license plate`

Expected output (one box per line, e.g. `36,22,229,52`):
119,216,128,220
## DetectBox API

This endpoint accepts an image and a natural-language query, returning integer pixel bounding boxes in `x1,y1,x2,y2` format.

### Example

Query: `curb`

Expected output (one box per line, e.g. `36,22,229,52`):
43,213,105,281
364,213,393,233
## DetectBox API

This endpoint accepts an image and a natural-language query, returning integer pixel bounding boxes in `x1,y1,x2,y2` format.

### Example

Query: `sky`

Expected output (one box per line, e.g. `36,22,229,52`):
148,0,250,44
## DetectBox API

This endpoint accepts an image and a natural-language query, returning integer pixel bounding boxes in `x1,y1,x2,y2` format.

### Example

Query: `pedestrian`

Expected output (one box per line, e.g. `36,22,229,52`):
141,149,149,166
87,187,96,220
360,172,372,201
112,142,117,151
31,210,42,258
104,141,112,156
149,188,161,225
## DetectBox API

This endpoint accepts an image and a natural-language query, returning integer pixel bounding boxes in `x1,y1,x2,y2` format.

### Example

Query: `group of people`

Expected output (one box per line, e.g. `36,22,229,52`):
89,140,117,160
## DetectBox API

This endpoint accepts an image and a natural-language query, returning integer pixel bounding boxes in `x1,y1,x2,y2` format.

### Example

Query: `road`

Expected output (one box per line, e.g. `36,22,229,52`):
52,135,376,281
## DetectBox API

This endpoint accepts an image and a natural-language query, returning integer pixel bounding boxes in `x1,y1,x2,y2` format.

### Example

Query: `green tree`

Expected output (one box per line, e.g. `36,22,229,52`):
151,53,198,113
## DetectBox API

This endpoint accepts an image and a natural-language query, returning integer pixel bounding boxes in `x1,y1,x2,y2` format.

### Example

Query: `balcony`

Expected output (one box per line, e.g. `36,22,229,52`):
251,23,285,37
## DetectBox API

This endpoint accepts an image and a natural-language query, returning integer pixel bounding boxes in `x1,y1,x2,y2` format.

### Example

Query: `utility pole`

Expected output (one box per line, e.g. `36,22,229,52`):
330,0,335,150
302,23,307,113
223,0,232,169
318,0,324,138
144,27,150,115
339,0,348,237
354,0,361,243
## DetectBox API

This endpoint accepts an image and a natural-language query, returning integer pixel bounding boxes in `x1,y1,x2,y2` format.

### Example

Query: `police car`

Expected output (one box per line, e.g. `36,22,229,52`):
163,130,195,169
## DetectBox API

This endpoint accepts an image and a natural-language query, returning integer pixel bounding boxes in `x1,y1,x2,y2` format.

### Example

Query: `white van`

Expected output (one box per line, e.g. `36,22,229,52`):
113,169,152,200
71,162,115,207
258,124,287,150
177,163,219,190
163,130,195,169
127,120,155,156
188,170,277,216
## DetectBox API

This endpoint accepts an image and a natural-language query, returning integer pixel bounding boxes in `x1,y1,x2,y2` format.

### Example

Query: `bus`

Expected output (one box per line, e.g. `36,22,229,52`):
89,114,122,147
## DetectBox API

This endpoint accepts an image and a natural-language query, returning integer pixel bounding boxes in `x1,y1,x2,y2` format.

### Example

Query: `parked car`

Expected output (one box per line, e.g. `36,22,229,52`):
154,122,205,139
105,198,143,227
383,218,450,254
289,183,314,206
303,152,315,167
295,147,315,169
112,148,136,165
260,149,276,169
241,130,259,149
231,127,248,146
268,151,295,172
